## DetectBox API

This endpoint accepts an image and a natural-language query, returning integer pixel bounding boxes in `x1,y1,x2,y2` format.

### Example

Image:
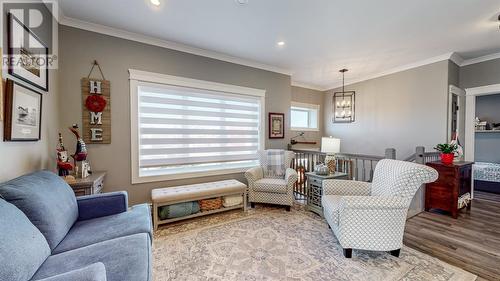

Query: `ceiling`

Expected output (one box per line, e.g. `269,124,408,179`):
58,0,500,90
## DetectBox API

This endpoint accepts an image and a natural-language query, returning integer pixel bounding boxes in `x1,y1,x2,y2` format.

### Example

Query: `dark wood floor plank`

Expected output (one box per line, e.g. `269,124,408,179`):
404,191,500,281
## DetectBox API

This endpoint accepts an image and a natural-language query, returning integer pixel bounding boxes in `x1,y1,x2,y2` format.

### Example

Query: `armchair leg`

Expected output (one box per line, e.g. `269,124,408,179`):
285,206,291,212
343,248,352,258
250,202,255,208
389,249,401,257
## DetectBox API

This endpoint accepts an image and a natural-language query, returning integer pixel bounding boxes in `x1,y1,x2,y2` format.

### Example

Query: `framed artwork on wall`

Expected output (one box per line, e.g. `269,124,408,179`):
269,112,285,139
3,79,42,141
0,48,3,122
7,13,49,91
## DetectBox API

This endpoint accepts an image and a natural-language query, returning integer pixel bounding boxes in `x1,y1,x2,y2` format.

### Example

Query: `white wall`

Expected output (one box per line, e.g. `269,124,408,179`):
0,7,59,182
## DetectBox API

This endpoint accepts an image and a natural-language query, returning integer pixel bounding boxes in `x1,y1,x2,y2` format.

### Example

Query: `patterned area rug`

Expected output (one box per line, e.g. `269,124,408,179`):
153,205,476,281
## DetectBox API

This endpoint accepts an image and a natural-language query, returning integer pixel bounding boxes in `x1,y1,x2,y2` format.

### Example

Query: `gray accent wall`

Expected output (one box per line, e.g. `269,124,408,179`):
474,94,500,163
323,60,451,159
460,58,500,164
290,86,324,149
460,58,500,88
58,25,292,204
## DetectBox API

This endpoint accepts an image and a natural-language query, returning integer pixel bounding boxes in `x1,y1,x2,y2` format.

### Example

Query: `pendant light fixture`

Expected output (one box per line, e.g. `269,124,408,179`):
332,69,355,123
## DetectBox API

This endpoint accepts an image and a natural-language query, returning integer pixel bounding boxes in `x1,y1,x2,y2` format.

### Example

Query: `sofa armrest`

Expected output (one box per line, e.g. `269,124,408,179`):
339,196,408,210
323,179,371,196
245,166,264,187
285,168,298,187
34,262,106,281
77,191,128,221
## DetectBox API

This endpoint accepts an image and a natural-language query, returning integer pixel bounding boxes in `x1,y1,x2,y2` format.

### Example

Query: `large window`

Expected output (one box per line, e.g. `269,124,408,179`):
129,70,265,183
290,102,319,131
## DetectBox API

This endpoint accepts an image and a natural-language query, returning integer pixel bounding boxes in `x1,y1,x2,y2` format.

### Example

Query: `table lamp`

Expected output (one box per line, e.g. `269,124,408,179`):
321,137,340,174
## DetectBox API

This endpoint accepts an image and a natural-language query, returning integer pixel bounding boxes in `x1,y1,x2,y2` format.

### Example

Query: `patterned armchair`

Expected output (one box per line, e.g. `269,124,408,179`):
322,159,438,258
245,150,298,211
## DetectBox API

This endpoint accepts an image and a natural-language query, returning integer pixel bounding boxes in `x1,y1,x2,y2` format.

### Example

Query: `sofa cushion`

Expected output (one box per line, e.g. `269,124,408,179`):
32,234,151,281
253,178,288,193
322,195,342,225
53,204,152,254
0,199,51,281
32,262,106,281
0,171,78,250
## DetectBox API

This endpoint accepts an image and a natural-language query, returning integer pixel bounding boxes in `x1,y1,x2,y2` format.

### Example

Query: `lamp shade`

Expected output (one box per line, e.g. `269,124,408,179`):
321,137,340,154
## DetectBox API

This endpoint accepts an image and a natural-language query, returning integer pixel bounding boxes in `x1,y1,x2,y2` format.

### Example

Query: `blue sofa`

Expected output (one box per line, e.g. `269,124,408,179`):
0,171,152,281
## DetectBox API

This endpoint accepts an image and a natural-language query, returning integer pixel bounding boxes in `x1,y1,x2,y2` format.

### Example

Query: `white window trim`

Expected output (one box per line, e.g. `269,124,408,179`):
290,101,320,132
129,69,266,184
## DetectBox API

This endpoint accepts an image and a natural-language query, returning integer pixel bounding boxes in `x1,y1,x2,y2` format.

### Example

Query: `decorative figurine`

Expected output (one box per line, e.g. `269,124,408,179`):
69,124,88,178
69,124,88,162
56,133,73,176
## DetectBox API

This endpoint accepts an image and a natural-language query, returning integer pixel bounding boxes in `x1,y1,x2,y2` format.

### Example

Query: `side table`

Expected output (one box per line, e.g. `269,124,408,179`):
425,161,473,218
306,172,348,216
68,171,106,196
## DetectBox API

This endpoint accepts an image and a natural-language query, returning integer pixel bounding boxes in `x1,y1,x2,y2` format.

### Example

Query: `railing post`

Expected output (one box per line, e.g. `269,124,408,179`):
384,148,396,159
415,146,425,164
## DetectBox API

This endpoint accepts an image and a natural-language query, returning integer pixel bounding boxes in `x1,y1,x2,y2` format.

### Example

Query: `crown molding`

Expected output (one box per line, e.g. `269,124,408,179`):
56,11,500,91
59,16,292,76
324,52,461,90
460,52,500,67
291,82,326,92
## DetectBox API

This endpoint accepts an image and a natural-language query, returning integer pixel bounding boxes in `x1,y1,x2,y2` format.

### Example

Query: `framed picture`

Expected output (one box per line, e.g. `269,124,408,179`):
333,91,355,123
7,13,49,91
269,112,285,139
0,48,3,122
3,79,42,141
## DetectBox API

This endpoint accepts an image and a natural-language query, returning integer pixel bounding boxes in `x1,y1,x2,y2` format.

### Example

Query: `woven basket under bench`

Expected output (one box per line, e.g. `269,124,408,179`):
151,180,247,230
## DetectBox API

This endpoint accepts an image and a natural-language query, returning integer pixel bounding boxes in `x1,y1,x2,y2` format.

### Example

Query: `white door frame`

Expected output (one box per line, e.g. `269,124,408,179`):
464,84,500,161
464,84,500,199
448,85,466,142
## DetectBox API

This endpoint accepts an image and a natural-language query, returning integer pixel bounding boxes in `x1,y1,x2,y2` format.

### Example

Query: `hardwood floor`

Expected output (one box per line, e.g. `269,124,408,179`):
404,191,500,281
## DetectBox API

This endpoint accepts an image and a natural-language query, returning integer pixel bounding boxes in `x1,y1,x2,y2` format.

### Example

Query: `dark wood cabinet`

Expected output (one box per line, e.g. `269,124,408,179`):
425,161,473,218
68,171,106,196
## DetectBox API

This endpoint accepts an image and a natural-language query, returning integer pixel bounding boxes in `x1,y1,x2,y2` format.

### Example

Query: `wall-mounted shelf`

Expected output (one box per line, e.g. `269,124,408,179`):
475,130,500,133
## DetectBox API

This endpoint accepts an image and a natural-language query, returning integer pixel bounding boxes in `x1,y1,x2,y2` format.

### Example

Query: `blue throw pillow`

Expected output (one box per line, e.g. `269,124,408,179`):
0,171,78,250
0,199,51,281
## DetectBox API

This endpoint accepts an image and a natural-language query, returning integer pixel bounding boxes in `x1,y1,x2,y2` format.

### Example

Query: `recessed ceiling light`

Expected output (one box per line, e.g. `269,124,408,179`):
277,41,285,46
235,0,248,4
150,0,161,6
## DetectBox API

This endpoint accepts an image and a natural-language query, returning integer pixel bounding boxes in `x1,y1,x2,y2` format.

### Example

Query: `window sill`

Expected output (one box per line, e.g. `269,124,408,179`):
291,128,320,132
131,166,257,184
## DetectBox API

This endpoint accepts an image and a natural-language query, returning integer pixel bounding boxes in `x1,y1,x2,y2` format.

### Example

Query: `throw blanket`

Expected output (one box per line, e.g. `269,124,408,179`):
265,149,286,178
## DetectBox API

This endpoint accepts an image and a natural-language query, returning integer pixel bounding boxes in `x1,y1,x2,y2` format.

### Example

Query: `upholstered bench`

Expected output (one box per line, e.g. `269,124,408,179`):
151,180,247,230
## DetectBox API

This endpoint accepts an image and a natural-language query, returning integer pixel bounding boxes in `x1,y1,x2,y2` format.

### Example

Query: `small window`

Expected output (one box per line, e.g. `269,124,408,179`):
290,102,319,131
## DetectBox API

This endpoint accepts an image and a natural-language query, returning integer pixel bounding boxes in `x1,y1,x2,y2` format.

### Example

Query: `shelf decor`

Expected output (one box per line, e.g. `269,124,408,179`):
81,60,111,143
333,69,355,123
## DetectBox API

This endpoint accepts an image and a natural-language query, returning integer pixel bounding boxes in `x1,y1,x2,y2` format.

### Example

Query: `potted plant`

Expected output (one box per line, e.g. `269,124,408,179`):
434,143,458,165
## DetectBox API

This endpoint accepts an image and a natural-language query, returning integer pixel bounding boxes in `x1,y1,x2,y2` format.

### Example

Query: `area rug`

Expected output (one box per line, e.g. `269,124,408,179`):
153,205,477,281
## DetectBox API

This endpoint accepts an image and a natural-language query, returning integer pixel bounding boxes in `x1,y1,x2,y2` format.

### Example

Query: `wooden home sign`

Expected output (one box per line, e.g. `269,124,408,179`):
81,77,111,143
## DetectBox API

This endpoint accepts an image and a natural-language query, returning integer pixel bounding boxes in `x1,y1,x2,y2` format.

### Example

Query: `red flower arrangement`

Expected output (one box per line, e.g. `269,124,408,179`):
85,95,107,112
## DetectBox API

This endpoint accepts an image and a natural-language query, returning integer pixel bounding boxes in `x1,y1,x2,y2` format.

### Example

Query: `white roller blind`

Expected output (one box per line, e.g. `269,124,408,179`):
133,79,264,181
